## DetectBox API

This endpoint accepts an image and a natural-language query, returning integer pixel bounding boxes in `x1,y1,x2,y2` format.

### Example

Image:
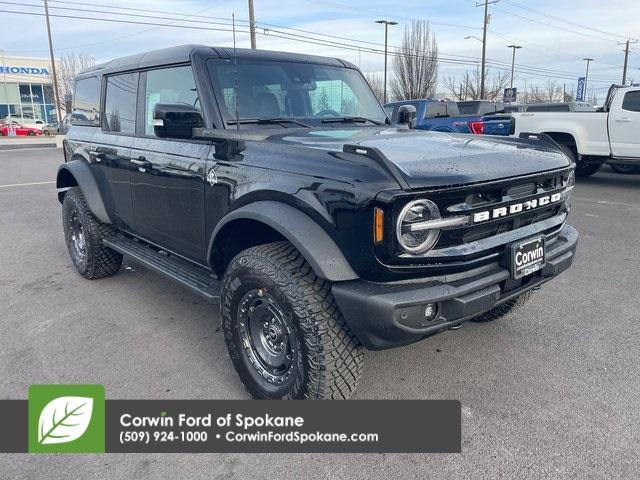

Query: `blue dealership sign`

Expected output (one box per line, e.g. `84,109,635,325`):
576,77,586,102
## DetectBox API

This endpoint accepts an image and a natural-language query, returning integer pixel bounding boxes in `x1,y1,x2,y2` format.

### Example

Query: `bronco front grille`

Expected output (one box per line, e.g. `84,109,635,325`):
381,168,573,270
431,172,567,249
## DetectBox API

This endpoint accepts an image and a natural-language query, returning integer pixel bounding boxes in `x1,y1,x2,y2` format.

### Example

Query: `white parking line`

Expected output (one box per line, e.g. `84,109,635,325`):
0,147,59,153
0,181,56,189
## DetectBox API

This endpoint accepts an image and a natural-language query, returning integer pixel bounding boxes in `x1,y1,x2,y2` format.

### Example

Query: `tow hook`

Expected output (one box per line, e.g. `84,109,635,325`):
449,323,464,330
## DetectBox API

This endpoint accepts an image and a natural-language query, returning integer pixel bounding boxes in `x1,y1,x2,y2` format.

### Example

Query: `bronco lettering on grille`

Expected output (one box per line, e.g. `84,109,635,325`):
472,192,562,224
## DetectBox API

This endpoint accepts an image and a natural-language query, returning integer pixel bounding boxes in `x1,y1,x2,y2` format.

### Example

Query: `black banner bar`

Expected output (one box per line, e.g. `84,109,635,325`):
1,399,460,453
0,400,27,453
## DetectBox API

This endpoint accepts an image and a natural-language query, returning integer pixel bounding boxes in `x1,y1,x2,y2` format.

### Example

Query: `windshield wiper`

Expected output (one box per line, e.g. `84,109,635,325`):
321,116,386,125
226,117,311,128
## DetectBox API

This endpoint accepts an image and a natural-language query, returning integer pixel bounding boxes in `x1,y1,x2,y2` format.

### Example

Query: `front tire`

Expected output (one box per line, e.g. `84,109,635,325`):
62,187,122,279
575,161,602,177
470,290,534,323
221,241,364,399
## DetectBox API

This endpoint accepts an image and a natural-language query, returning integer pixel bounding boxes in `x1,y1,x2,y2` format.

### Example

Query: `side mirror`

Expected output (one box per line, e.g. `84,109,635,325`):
153,103,204,139
397,104,417,129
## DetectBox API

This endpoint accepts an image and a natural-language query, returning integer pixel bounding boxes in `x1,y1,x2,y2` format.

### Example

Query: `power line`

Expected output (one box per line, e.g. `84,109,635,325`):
502,0,637,42
303,0,483,30
491,5,621,43
0,6,620,84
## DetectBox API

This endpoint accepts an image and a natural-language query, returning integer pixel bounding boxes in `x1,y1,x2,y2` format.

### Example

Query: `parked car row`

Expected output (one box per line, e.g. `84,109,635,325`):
384,99,503,134
0,114,72,137
385,85,640,177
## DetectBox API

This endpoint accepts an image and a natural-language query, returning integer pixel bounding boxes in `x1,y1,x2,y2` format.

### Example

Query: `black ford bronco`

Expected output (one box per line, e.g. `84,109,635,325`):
58,45,578,400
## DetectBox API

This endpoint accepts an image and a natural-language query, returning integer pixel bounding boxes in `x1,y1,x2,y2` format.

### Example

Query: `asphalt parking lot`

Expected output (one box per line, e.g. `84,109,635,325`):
1,147,638,479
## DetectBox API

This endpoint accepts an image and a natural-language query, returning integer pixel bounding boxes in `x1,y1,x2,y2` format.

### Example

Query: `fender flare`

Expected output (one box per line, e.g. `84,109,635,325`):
209,201,359,282
56,159,112,224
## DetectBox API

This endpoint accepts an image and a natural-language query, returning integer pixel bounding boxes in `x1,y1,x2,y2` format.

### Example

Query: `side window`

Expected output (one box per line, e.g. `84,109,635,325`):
621,91,640,112
103,72,138,134
144,66,200,136
72,76,101,126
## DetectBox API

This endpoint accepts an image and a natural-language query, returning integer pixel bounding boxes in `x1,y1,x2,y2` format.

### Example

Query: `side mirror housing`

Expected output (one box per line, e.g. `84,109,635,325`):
397,104,417,128
153,103,204,139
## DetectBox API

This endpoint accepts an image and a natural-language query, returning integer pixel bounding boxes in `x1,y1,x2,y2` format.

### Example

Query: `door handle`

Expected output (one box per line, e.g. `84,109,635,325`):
88,149,105,161
615,117,631,123
131,157,152,169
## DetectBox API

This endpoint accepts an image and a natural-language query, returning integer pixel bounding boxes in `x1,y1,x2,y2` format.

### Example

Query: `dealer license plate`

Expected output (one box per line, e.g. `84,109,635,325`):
509,236,546,279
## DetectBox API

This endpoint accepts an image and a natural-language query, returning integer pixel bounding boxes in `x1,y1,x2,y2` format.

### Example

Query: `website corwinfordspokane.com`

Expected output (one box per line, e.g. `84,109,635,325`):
1,0,639,478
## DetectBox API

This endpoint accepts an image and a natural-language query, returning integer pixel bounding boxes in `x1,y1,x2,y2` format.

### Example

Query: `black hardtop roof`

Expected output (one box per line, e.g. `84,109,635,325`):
77,44,354,78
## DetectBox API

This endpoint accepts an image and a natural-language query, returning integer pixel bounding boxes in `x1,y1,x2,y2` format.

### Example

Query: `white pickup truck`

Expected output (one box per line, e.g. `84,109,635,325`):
512,85,640,177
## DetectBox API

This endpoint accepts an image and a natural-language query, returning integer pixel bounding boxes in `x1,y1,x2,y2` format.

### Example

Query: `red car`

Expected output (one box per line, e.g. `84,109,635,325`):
0,122,43,136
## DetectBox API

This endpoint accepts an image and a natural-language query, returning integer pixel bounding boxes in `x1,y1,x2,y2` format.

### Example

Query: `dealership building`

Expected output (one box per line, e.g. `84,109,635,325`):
0,55,59,124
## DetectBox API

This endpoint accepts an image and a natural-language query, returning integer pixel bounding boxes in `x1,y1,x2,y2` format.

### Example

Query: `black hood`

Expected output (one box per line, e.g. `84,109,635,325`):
278,127,570,188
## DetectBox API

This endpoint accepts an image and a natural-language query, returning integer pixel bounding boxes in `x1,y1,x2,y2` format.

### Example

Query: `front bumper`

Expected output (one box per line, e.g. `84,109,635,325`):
332,224,578,350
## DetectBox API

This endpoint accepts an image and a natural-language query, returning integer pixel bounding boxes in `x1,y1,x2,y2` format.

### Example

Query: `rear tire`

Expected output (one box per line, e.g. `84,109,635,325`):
221,241,364,400
62,187,122,279
470,290,534,323
557,144,601,177
610,164,640,174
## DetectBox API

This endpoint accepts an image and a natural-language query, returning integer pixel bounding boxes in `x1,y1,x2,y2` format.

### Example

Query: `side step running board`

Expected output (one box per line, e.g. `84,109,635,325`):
103,235,221,304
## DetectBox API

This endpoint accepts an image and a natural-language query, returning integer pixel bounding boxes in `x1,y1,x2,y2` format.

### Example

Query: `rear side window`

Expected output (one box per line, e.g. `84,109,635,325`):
72,76,101,126
144,66,200,136
103,72,139,134
457,102,478,115
621,91,640,112
425,102,458,118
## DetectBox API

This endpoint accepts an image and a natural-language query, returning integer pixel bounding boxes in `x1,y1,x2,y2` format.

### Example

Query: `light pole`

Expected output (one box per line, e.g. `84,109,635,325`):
583,57,593,102
507,44,521,90
375,20,397,104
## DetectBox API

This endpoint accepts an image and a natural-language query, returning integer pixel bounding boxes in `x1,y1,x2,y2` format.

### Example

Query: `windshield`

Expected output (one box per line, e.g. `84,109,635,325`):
207,59,388,127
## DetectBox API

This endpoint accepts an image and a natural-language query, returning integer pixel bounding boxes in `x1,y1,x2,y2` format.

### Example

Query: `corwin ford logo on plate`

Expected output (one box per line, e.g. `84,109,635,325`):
509,236,545,279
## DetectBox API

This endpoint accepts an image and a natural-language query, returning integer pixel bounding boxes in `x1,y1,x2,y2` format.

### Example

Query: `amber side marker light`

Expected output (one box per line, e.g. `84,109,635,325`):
374,207,384,244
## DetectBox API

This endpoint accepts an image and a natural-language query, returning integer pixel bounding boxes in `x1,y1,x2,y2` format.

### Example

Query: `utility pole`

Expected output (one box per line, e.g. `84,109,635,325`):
43,0,63,125
618,39,638,85
507,44,521,90
1,48,15,135
583,57,593,100
476,0,499,99
247,0,257,49
375,20,397,104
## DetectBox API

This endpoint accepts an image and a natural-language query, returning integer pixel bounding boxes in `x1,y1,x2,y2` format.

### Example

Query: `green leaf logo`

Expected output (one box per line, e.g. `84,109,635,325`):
37,396,94,445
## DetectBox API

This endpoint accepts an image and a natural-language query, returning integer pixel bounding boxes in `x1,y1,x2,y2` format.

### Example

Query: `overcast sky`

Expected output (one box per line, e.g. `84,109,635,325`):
2,0,638,102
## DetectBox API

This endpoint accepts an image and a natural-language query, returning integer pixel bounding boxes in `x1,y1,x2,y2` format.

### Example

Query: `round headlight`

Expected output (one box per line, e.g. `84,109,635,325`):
396,199,441,254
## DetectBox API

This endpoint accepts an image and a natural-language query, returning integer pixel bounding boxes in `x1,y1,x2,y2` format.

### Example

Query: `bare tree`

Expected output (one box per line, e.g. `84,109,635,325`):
55,52,96,111
365,73,385,103
444,67,510,101
390,21,438,101
528,80,563,103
